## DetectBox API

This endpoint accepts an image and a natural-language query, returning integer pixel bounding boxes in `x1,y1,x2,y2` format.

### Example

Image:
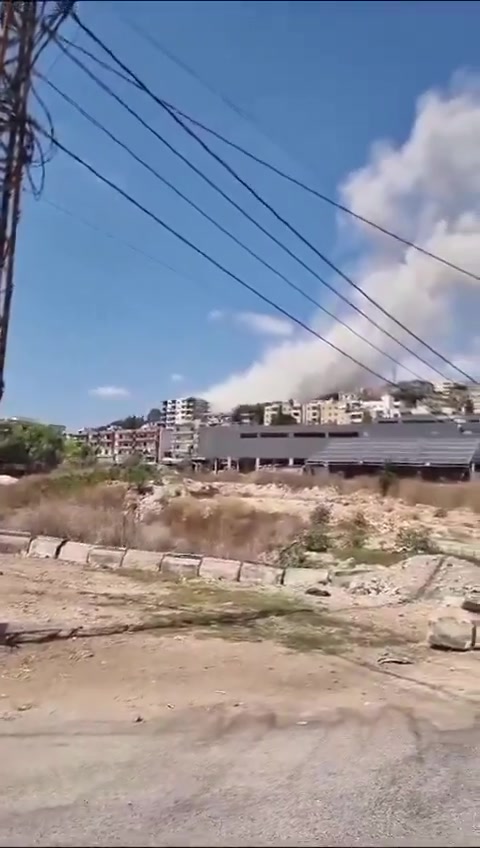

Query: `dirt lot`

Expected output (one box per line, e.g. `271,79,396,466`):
1,553,480,733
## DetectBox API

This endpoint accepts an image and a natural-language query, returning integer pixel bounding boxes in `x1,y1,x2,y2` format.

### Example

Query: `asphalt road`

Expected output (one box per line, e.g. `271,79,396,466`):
0,705,479,847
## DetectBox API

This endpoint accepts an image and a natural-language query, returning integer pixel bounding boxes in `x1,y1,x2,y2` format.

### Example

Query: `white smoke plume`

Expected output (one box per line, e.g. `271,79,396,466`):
203,76,480,410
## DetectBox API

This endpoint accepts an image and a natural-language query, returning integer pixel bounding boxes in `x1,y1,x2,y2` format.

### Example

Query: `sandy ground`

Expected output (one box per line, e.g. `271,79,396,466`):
2,552,480,845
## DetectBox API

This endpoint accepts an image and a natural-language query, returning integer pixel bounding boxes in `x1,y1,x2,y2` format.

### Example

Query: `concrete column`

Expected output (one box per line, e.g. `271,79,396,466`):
213,459,218,474
226,456,232,470
255,457,261,471
288,457,294,467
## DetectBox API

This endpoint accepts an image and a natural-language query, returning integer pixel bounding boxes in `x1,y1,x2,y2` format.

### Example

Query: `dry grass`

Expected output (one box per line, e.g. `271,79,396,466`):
142,498,305,560
0,480,304,560
199,470,480,512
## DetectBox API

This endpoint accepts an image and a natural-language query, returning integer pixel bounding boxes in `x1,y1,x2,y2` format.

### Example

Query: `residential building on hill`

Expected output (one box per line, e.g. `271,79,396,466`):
159,397,209,428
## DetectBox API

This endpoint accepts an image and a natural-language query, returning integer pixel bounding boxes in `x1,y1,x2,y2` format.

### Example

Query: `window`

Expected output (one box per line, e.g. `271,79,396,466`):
293,432,325,438
260,433,285,438
240,433,258,439
328,431,359,438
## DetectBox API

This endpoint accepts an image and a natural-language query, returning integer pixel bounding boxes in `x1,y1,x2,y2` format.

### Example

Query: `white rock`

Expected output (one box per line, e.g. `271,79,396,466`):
427,611,476,651
462,592,480,614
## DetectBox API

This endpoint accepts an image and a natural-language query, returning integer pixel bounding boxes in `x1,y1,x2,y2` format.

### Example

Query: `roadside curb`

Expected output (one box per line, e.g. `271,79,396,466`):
0,529,472,593
0,529,288,587
0,606,305,646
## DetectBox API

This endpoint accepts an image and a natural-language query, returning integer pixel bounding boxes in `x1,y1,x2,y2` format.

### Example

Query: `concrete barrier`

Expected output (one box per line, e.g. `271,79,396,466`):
7,530,340,595
239,561,284,586
283,567,330,589
0,529,32,555
161,553,201,580
122,548,164,572
88,546,126,569
28,535,64,559
200,557,241,582
57,540,92,565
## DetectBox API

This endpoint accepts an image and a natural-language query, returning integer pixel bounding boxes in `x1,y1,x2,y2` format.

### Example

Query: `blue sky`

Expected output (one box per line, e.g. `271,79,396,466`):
7,0,480,427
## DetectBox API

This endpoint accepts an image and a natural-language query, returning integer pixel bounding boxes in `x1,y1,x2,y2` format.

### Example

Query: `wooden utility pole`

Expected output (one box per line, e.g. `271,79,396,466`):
0,0,74,403
0,0,37,402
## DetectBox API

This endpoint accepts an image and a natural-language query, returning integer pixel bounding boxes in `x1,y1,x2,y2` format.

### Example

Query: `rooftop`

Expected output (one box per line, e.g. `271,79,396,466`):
306,436,480,468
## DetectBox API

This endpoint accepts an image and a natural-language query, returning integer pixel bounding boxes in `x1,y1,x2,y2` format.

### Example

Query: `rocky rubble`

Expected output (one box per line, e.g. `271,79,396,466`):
208,479,480,551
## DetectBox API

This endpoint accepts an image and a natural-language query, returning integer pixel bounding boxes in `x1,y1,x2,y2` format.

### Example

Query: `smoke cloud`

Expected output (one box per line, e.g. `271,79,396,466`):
203,76,480,410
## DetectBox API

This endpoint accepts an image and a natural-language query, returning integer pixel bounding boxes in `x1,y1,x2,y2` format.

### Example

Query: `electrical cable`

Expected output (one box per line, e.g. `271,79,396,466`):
29,192,209,289
49,34,462,384
41,72,434,384
40,128,401,389
97,11,480,290
72,14,477,384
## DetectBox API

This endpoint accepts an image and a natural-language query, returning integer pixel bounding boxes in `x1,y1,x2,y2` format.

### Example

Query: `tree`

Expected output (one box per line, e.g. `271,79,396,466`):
109,415,145,430
64,438,96,466
464,398,474,415
232,404,265,425
0,421,64,471
146,408,162,423
270,411,297,425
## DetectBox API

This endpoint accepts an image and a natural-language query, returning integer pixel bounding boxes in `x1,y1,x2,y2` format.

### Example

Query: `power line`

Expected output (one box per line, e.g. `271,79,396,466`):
30,193,209,289
95,14,480,291
114,10,309,173
72,14,476,385
41,128,399,389
49,36,460,385
42,73,432,384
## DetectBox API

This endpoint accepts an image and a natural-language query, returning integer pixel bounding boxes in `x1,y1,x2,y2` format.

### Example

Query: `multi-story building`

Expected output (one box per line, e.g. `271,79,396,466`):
168,420,202,460
301,400,322,425
264,400,302,425
76,424,171,464
468,384,480,414
160,397,210,428
317,399,351,425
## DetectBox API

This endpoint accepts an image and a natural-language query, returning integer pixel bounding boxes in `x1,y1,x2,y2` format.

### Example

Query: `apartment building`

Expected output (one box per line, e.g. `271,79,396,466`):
301,400,322,425
79,424,171,464
318,399,351,425
160,397,210,428
168,420,202,460
263,400,302,425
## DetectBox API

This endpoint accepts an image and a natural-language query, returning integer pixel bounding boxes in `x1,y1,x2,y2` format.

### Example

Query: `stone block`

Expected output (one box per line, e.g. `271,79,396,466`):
0,529,31,555
199,557,241,582
57,540,92,565
122,548,164,572
283,567,330,590
462,592,480,614
161,553,201,580
88,546,125,569
28,535,64,559
239,561,283,586
427,611,476,651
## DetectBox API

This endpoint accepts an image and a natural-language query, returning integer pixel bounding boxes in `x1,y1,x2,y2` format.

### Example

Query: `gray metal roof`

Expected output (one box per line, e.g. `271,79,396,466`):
306,436,480,468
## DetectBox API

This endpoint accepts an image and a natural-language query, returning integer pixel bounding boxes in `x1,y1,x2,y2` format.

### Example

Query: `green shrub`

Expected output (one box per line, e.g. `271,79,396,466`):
277,540,307,568
303,527,330,552
310,504,331,526
396,525,436,554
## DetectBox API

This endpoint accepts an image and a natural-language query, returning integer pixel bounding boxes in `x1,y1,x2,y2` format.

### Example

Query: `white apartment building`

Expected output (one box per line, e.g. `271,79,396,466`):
361,393,403,420
160,396,209,429
301,400,322,425
468,384,480,414
317,399,351,425
263,400,302,425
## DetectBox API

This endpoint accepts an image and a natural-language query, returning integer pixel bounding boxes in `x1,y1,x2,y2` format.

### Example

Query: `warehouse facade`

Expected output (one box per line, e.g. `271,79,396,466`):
197,418,480,477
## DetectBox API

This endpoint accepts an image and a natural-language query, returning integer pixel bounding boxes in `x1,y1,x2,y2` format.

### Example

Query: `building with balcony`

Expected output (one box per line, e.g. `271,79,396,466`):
160,397,210,428
77,424,171,464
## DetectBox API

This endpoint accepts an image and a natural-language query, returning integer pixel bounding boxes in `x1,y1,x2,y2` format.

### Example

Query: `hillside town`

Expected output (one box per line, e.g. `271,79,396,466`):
69,380,480,473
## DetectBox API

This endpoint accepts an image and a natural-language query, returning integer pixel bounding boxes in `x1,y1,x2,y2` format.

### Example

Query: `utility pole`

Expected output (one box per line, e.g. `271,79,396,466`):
0,0,74,403
0,0,36,403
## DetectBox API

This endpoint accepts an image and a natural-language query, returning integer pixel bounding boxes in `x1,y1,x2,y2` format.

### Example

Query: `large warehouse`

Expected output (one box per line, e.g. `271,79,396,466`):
197,418,480,479
305,436,480,480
